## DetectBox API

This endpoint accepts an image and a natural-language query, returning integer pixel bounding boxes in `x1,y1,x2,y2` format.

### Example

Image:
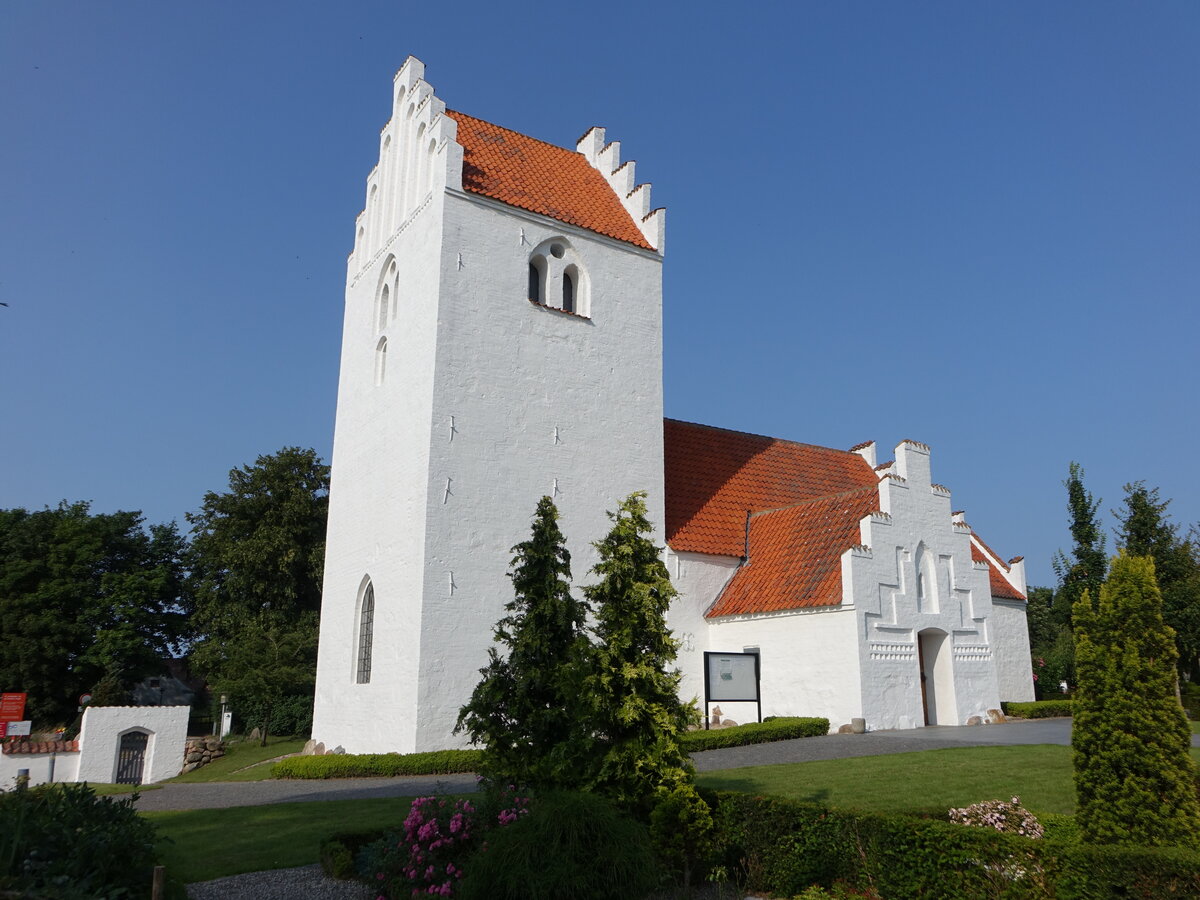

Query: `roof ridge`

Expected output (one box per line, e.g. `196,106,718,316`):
665,418,861,459
447,108,578,155
747,483,881,520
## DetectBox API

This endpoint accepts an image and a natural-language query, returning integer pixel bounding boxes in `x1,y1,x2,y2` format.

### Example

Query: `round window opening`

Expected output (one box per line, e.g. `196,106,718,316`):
550,244,565,259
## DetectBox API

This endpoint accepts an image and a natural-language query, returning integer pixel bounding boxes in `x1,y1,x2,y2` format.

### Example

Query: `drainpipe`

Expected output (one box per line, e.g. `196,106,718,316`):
48,751,56,783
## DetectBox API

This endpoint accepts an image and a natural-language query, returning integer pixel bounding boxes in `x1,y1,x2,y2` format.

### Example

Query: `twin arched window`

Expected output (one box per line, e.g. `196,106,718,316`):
374,258,399,386
527,239,588,316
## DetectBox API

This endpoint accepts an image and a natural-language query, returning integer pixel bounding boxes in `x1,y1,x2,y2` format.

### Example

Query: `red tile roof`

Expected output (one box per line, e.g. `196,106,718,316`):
707,486,880,617
446,110,654,250
2,740,79,754
664,419,878,558
971,543,1027,601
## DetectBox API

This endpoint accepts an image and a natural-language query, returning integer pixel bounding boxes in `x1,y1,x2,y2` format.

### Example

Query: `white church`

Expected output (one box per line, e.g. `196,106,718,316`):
311,58,1034,755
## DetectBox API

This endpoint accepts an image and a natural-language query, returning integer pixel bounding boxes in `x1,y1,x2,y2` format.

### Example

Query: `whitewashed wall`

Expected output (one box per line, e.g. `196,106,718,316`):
0,748,80,788
75,706,189,784
992,598,1036,701
314,57,666,754
847,441,1002,729
667,550,741,706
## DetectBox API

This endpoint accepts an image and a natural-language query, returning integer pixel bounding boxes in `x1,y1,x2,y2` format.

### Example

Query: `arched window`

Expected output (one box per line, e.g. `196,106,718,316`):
375,337,387,386
379,282,390,332
562,271,575,313
528,262,542,303
356,581,375,684
526,238,589,316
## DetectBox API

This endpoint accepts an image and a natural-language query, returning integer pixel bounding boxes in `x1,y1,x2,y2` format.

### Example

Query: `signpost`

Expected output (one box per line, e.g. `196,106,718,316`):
0,693,27,723
5,721,30,737
702,651,762,728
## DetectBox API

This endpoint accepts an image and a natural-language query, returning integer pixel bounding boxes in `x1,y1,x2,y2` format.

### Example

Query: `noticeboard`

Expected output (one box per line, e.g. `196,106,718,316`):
0,693,26,723
703,651,762,727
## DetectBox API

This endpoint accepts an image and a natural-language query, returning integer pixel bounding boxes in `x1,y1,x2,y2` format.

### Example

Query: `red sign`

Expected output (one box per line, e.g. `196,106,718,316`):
0,722,7,738
0,693,27,723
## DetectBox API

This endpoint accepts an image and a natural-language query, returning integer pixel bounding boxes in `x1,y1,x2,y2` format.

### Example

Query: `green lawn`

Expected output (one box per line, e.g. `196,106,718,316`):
164,736,306,783
146,795,416,884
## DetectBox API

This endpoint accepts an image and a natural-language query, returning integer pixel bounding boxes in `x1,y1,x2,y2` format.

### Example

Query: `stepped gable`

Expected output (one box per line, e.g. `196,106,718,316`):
971,542,1026,600
446,110,654,250
707,485,881,617
664,419,879,558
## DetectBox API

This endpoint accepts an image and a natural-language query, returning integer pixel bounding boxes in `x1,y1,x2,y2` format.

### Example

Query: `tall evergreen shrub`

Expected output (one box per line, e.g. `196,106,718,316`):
1072,552,1200,847
455,497,594,787
584,492,695,808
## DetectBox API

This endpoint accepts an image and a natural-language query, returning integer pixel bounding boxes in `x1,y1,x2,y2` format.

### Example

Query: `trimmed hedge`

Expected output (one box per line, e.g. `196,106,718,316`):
1002,700,1073,719
710,791,1200,899
272,748,483,779
682,717,830,752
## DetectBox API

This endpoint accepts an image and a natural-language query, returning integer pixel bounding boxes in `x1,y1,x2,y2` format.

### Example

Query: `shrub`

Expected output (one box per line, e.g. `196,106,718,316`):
355,783,529,898
650,783,716,888
320,831,385,880
682,717,829,752
1001,700,1073,719
948,796,1044,838
456,790,659,900
272,748,483,779
708,791,1200,899
0,782,160,899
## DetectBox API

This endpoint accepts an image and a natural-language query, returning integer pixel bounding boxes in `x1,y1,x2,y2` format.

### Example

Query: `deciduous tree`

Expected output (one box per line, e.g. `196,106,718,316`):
185,447,328,741
0,502,186,723
1072,553,1200,847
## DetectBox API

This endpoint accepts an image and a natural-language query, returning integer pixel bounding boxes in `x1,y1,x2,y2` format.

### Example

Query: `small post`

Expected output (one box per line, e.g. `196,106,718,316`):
16,768,29,791
151,865,166,900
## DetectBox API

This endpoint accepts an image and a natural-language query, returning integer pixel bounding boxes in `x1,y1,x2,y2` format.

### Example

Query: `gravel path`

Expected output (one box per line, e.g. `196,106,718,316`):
136,773,479,812
186,864,372,900
692,717,1075,771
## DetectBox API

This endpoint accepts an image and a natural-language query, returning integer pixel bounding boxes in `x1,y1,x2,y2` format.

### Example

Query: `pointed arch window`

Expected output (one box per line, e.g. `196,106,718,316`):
356,581,375,684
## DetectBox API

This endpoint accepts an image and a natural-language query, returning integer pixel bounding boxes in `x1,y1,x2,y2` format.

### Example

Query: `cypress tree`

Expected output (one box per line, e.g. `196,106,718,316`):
584,492,695,810
1052,461,1108,628
1072,552,1200,847
455,496,593,787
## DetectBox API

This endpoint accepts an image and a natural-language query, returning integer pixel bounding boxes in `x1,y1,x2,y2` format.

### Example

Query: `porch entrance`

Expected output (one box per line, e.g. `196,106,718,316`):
115,731,148,784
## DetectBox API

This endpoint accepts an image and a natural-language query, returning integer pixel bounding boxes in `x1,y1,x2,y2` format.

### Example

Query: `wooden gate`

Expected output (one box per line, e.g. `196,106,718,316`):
115,731,148,784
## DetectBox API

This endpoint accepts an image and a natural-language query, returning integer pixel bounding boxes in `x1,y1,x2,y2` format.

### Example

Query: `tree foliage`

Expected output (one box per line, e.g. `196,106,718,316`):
1114,482,1200,678
0,502,186,723
1072,552,1200,847
456,497,594,786
1052,462,1108,628
583,491,695,809
185,447,329,742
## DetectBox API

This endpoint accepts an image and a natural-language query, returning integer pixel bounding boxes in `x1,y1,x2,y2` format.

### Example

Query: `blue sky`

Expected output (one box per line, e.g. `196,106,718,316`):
1,2,1197,587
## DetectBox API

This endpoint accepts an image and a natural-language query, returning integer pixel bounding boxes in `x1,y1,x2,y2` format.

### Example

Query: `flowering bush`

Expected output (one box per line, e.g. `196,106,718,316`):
948,796,1045,839
359,784,529,898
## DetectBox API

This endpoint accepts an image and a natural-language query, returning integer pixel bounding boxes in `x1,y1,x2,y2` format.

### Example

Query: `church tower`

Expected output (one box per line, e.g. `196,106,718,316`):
312,58,667,754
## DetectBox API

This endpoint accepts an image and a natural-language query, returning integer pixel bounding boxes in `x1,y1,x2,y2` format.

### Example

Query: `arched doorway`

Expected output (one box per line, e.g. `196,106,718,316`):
917,629,957,725
115,731,149,785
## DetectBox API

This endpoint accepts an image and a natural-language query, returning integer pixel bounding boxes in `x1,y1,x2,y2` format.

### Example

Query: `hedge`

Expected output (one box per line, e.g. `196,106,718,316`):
709,791,1200,899
682,717,829,752
272,748,484,779
1002,700,1073,719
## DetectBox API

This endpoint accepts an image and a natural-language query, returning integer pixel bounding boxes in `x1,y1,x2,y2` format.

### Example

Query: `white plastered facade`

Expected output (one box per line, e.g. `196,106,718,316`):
313,58,1033,753
313,58,666,753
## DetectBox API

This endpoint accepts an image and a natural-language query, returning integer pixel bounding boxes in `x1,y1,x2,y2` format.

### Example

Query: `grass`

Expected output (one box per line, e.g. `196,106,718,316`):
699,744,1200,817
703,745,1075,815
146,795,417,884
164,736,306,783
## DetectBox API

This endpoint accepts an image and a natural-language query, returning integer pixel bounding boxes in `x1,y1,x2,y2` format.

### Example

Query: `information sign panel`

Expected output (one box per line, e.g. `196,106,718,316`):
5,721,30,737
705,653,759,701
0,693,26,723
702,651,762,727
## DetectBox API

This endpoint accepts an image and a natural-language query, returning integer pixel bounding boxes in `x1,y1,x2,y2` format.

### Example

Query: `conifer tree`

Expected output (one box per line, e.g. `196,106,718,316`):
456,497,592,787
1115,482,1200,678
1072,553,1200,847
584,492,695,810
1052,461,1108,628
